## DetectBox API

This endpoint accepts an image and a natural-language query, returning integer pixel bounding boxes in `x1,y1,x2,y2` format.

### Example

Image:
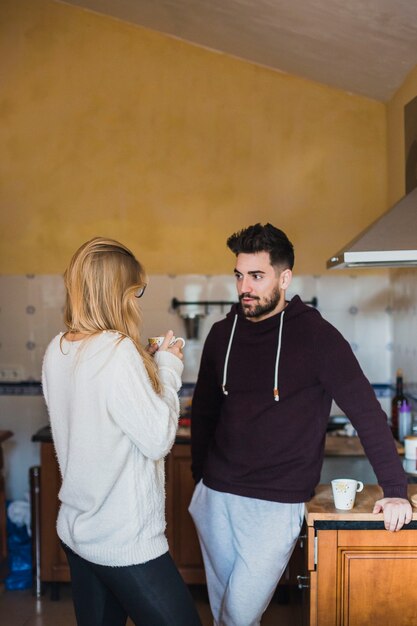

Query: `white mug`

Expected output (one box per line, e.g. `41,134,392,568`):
331,478,364,510
148,336,185,349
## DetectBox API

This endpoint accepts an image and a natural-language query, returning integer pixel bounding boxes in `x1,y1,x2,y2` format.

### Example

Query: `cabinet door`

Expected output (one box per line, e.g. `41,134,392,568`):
337,530,417,626
169,444,205,584
316,530,338,626
40,443,70,582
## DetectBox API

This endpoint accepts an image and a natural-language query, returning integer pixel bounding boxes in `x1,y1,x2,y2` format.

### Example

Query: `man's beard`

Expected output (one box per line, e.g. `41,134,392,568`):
240,286,281,319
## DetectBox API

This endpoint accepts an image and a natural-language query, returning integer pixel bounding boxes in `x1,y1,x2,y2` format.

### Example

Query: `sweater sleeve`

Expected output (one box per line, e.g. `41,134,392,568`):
108,342,183,461
191,327,224,483
316,322,408,499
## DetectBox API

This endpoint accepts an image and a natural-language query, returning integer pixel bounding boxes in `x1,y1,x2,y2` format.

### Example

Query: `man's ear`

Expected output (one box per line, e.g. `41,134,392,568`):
279,269,292,290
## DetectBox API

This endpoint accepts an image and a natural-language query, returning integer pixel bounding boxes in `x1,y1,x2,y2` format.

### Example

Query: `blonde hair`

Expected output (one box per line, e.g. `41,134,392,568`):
63,237,161,394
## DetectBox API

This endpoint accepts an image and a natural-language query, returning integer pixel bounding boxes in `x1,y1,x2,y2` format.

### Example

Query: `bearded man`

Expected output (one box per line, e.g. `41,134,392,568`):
189,223,411,626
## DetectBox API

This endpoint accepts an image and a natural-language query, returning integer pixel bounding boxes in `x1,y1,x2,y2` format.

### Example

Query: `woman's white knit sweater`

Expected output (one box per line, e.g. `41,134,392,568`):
42,331,183,567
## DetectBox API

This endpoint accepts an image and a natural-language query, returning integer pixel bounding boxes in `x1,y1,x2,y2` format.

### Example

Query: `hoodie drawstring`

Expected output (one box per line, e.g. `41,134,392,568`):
222,310,285,401
274,310,285,401
222,314,238,395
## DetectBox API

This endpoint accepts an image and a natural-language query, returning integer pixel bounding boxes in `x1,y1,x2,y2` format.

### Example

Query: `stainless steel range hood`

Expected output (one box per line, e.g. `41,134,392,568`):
327,186,417,269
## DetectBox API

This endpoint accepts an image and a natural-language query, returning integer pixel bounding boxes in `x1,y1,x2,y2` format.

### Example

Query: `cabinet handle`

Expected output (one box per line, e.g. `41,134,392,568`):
296,575,310,590
298,533,307,548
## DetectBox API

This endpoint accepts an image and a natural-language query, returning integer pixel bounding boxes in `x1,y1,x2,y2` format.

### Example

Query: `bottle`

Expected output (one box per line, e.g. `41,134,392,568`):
398,400,412,443
391,369,407,440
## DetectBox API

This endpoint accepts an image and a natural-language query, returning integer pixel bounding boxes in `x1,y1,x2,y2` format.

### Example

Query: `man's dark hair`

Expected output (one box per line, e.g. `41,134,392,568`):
226,223,294,270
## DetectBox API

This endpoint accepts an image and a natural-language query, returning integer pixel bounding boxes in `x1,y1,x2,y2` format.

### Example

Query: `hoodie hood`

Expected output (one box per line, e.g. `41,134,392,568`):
222,295,317,401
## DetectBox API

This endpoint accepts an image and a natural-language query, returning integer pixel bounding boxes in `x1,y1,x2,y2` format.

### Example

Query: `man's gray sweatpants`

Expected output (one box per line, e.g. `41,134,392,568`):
189,481,304,626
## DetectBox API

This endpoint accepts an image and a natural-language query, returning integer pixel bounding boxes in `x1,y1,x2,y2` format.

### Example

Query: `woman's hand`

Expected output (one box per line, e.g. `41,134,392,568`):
155,330,184,361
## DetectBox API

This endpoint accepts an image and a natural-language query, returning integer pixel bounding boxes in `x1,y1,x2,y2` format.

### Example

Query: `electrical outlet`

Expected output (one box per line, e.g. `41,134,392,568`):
0,366,25,382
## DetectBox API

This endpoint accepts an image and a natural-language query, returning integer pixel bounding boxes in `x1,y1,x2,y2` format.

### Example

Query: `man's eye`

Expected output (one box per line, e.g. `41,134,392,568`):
234,274,243,281
253,274,262,280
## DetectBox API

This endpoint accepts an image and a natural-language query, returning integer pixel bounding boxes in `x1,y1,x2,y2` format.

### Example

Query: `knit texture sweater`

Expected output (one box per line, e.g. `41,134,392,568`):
191,296,408,502
42,331,183,566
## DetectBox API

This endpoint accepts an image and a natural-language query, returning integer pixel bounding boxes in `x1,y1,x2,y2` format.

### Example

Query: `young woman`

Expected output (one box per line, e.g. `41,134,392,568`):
42,237,201,626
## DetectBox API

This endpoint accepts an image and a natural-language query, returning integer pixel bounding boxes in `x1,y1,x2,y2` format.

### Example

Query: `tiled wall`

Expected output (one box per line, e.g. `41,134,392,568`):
0,271,395,499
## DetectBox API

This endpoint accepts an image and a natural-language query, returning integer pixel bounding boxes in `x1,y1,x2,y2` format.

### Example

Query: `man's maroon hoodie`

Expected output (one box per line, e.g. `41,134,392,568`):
191,295,407,502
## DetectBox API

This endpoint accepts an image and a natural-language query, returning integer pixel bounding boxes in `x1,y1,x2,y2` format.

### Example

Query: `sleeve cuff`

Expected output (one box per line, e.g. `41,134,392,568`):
382,485,409,500
154,350,184,379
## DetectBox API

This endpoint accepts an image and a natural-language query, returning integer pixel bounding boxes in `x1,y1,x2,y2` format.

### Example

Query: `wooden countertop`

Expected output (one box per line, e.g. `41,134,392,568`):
33,425,404,458
32,424,193,445
324,434,404,456
306,484,417,526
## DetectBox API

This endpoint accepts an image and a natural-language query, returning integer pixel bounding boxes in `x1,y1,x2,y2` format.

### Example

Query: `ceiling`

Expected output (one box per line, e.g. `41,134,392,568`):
61,0,417,102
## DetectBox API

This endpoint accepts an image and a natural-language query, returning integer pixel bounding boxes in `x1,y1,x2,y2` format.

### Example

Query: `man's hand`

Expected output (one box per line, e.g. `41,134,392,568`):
372,497,413,532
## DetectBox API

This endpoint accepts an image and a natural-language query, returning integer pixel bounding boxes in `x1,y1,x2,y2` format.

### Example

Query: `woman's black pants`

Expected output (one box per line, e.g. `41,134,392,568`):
62,544,202,626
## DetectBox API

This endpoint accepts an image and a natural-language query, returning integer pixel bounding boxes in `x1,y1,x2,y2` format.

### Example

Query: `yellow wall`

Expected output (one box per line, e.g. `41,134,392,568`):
1,0,387,275
387,65,417,204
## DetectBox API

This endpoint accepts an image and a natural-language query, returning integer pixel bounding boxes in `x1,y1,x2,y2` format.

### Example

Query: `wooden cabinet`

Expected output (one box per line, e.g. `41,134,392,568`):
39,442,71,588
165,443,206,583
36,437,306,595
36,438,205,590
0,430,13,581
304,484,417,626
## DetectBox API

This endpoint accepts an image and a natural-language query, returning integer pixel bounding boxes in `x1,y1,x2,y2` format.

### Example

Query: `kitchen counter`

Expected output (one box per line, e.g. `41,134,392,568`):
32,424,193,445
306,483,417,528
177,430,406,456
32,425,51,443
304,484,417,625
33,425,405,456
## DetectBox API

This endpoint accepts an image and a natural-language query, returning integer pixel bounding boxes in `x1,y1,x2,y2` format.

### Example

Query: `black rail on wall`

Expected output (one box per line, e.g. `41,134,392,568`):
171,296,318,315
